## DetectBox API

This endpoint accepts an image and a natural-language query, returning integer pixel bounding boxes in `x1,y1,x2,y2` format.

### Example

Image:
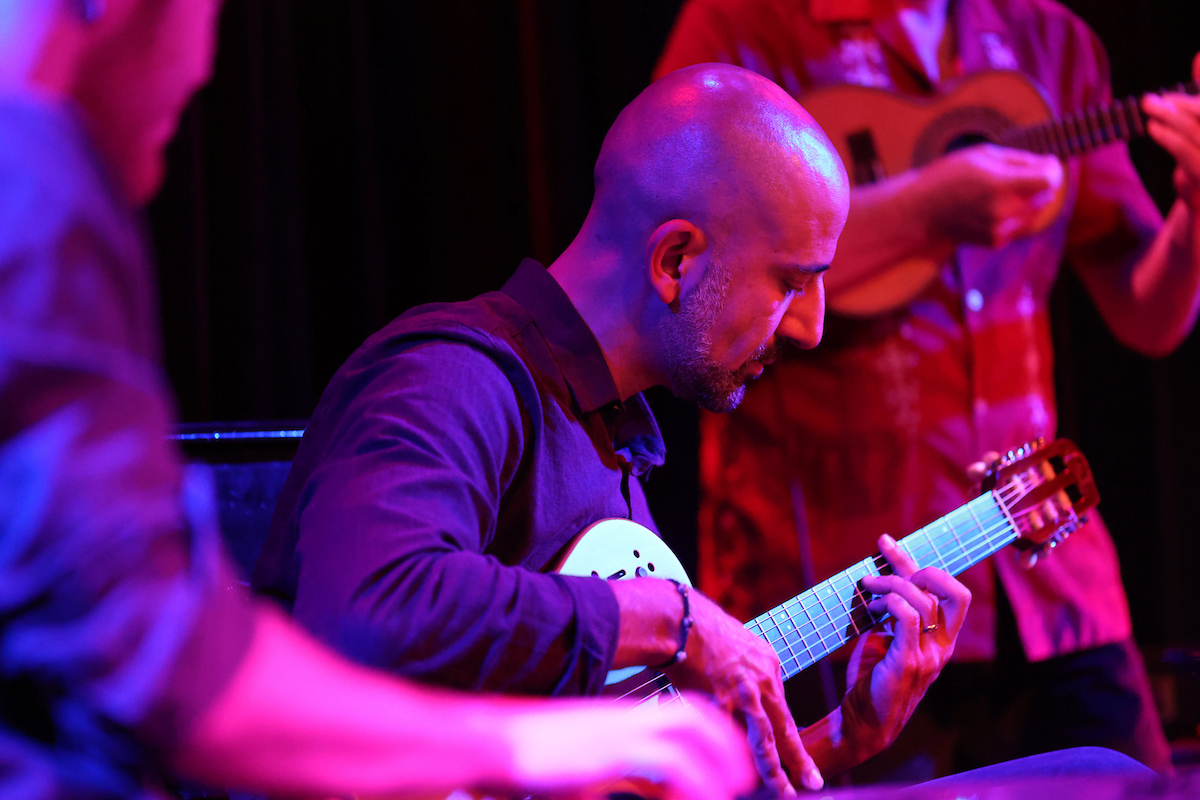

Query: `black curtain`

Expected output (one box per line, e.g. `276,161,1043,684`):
148,0,1200,651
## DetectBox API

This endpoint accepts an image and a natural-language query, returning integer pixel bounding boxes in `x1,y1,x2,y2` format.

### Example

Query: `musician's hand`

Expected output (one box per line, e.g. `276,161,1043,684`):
840,533,971,758
504,694,756,800
1143,52,1200,210
916,143,1063,248
663,591,824,795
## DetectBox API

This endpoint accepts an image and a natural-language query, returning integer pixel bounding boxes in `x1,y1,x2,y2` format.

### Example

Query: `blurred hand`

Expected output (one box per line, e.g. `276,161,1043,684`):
504,694,756,800
840,534,972,756
916,143,1064,248
664,591,824,795
1143,52,1200,210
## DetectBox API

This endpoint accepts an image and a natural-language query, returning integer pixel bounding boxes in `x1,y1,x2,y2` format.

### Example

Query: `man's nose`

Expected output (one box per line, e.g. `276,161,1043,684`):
776,280,825,350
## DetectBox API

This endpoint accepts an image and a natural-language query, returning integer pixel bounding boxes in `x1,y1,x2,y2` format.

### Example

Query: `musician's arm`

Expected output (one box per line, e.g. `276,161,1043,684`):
290,341,620,696
174,604,756,800
1068,59,1200,358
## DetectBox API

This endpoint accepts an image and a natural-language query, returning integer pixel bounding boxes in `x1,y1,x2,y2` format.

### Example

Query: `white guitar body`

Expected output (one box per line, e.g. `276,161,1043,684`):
550,518,691,687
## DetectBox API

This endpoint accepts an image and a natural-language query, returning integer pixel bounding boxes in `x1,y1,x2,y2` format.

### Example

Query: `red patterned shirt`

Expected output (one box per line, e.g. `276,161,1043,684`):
656,0,1163,661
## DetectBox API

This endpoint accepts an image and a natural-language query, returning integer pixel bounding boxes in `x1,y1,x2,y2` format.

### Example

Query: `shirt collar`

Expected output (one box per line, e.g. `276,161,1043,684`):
501,259,623,415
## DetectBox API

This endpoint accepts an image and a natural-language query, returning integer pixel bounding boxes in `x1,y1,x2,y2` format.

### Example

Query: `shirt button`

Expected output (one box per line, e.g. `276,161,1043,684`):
966,289,984,312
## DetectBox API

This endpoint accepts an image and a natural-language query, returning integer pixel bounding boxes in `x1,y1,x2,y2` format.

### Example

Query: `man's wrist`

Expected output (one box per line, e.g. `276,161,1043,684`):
652,579,693,669
611,578,689,669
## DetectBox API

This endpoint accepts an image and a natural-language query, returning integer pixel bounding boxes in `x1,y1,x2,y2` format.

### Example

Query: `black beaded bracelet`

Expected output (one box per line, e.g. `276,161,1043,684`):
654,578,694,669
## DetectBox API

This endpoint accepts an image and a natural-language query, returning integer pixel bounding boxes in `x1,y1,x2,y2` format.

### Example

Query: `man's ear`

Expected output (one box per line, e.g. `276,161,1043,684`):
646,219,708,314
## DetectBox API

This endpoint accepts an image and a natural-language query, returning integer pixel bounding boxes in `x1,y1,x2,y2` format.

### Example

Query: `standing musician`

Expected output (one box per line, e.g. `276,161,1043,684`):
254,63,975,794
655,0,1200,779
0,1,760,798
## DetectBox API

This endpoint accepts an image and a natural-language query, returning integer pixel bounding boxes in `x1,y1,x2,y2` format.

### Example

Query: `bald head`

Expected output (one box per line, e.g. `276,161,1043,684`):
549,64,849,406
591,63,848,251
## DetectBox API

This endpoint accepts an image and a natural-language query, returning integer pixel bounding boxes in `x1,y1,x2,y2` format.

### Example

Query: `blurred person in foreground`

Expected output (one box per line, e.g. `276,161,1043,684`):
0,1,757,798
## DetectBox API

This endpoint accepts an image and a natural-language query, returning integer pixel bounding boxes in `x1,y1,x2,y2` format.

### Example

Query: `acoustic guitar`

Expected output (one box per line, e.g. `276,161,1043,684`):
554,437,1098,696
382,440,1098,800
805,71,1196,317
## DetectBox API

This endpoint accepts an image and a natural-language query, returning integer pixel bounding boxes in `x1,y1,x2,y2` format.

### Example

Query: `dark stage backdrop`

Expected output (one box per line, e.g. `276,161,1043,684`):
149,1,1200,655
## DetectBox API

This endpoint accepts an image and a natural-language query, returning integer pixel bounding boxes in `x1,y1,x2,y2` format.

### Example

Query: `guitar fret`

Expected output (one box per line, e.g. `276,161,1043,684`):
1090,106,1107,147
747,493,1022,681
1069,115,1086,152
942,517,970,572
1100,103,1118,143
1113,98,1132,140
1033,124,1052,155
1049,120,1069,156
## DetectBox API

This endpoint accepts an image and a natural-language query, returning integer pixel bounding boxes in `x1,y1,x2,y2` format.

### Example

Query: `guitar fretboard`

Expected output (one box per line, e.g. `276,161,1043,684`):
745,492,1017,680
1001,82,1196,157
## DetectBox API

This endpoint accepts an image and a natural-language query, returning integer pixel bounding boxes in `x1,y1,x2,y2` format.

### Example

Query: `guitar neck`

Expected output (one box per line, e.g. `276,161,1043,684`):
746,492,1018,680
1002,81,1197,158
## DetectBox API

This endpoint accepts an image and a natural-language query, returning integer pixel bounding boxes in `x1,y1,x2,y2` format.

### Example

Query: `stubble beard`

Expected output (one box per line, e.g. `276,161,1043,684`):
659,259,779,414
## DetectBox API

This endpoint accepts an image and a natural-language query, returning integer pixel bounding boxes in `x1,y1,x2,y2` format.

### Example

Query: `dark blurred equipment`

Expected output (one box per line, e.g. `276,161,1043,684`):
170,421,303,579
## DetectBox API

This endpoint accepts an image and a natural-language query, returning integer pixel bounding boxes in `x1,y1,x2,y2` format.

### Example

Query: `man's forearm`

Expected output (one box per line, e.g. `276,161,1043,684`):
1092,198,1200,356
171,605,518,797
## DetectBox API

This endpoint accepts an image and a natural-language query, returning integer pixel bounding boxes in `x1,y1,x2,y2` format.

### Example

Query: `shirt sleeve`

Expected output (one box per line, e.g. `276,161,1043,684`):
289,340,620,696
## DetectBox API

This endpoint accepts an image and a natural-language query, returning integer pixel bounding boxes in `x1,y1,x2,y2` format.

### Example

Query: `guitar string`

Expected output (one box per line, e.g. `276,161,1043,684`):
618,467,1077,701
761,474,1071,671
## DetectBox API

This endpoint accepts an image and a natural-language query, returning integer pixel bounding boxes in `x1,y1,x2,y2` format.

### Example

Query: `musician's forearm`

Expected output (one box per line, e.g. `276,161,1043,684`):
1126,199,1200,354
1081,198,1200,357
171,605,514,797
824,173,956,294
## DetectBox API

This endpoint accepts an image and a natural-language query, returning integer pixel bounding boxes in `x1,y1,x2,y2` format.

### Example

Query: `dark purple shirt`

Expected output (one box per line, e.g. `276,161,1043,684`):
254,260,665,696
0,96,255,799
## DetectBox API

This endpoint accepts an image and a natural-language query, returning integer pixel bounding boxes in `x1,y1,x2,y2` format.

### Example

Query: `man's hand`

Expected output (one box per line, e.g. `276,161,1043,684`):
663,591,824,795
503,695,756,800
915,143,1064,248
839,533,971,760
1143,52,1200,211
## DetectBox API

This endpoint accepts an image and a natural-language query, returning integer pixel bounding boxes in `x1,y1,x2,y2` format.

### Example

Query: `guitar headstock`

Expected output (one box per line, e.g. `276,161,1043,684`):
980,438,1100,558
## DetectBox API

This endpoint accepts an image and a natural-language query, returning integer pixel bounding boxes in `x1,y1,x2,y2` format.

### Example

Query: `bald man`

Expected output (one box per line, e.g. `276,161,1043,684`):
255,63,972,793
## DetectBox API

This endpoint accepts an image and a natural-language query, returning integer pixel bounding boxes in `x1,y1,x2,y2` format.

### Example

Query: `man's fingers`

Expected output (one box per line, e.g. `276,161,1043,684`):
662,697,759,796
730,681,796,797
760,682,823,792
866,593,922,645
861,573,937,630
877,533,918,577
907,568,972,636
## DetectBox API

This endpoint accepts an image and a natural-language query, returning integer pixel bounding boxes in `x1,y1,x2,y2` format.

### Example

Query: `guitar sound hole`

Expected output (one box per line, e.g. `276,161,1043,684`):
944,132,991,153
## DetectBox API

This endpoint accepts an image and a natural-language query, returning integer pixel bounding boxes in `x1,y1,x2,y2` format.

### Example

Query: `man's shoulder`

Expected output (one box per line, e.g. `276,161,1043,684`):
360,289,535,372
321,290,543,417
